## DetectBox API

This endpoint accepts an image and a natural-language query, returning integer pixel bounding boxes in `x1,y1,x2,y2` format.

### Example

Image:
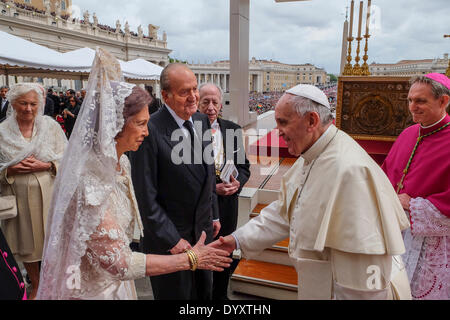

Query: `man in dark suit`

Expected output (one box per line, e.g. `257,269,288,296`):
0,86,9,123
129,63,221,300
47,88,61,116
145,85,163,114
198,83,251,300
44,95,54,117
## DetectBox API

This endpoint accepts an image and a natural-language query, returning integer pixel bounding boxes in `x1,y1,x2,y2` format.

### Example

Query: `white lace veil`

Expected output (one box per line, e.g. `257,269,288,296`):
0,83,66,188
37,48,136,299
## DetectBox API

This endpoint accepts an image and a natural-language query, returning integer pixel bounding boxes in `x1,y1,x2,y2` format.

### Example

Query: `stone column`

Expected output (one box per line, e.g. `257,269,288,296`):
257,74,263,93
228,0,250,126
223,74,227,92
220,74,225,92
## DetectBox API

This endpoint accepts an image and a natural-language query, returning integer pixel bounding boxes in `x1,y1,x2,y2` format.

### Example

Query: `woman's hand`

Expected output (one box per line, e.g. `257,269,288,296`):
192,231,232,272
63,109,75,118
7,156,52,175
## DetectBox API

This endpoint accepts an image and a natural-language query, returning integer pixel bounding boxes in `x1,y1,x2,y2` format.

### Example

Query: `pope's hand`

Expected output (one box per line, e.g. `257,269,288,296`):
193,231,232,272
208,235,236,254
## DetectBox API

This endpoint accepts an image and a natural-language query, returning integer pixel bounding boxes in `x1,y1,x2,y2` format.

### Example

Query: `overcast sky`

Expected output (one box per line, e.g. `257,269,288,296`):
72,0,449,74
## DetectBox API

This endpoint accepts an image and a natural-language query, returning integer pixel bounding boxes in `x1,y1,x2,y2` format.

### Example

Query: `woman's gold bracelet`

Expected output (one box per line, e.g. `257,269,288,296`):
185,249,198,271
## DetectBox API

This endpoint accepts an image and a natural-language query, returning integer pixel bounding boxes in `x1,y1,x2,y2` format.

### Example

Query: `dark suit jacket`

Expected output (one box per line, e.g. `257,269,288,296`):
0,99,9,123
130,105,219,254
44,97,54,117
215,118,251,236
148,97,163,115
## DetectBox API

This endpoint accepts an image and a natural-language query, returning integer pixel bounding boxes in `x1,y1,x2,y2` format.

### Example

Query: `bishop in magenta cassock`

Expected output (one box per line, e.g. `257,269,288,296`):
382,73,450,300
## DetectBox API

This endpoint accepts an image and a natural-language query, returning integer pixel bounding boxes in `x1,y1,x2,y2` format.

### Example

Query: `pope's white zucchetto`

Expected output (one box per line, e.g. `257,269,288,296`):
286,84,331,110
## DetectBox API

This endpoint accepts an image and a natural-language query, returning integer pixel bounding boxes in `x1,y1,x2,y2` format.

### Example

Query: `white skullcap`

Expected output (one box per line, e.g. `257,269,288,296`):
286,84,331,109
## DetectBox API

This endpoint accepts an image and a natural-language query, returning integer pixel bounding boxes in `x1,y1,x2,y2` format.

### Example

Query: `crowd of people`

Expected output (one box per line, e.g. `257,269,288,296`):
1,0,69,20
249,92,284,115
249,84,337,116
43,88,85,138
0,46,449,302
10,1,45,15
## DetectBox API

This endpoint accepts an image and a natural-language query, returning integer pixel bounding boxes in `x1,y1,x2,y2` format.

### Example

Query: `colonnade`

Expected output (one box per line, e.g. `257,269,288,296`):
194,72,231,93
194,72,263,93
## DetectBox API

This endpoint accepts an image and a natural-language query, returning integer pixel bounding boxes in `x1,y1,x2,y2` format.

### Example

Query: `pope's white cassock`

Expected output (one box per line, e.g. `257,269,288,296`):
234,125,412,300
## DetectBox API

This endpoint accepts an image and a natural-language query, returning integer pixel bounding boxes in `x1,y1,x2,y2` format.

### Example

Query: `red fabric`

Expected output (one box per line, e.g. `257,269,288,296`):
355,140,393,166
382,114,450,217
249,128,395,162
56,115,66,133
249,129,297,158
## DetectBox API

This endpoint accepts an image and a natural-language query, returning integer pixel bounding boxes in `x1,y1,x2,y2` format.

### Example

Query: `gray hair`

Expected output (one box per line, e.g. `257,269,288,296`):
0,85,9,90
7,83,45,109
410,75,450,107
160,63,192,92
287,94,334,125
199,83,223,103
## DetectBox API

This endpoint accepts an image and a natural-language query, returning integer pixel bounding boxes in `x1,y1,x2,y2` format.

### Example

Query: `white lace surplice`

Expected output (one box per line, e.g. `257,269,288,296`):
78,155,146,300
402,197,450,300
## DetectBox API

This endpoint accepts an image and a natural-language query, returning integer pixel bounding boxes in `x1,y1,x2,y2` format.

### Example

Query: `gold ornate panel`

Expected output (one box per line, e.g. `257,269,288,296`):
336,76,414,141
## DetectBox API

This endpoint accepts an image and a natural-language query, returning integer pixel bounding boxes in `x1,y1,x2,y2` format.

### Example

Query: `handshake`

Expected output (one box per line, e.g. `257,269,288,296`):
170,232,237,272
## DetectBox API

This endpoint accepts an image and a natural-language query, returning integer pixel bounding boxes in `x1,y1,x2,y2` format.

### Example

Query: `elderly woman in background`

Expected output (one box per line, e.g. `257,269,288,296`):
0,83,67,299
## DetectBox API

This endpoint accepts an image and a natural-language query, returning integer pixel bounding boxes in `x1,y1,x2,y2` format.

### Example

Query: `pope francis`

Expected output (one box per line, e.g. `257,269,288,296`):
211,84,412,300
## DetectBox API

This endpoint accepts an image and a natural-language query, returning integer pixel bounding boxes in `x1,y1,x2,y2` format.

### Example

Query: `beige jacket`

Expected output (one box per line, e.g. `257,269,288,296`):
235,125,411,299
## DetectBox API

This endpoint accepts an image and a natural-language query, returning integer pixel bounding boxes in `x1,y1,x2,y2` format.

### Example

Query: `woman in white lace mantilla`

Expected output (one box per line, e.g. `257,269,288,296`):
0,83,67,299
36,48,231,300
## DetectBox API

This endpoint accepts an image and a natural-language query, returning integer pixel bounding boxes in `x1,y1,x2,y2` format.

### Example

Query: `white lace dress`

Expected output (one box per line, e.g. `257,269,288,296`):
77,155,146,300
402,198,450,300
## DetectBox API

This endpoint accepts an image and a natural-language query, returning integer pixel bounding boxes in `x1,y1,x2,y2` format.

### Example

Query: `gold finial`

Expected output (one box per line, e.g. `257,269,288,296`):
343,1,355,75
361,0,372,76
352,1,364,75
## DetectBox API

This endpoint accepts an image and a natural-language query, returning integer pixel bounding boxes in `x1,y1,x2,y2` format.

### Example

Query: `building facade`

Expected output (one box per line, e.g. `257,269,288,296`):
369,54,448,77
0,0,171,89
190,57,329,94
